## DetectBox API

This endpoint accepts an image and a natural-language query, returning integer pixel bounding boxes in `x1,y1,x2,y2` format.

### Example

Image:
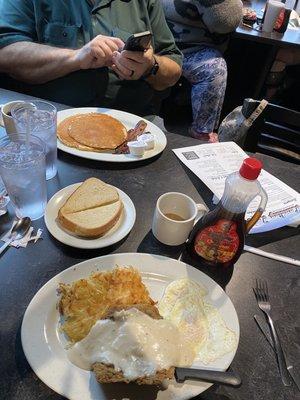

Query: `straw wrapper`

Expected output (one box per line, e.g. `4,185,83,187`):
1,221,43,248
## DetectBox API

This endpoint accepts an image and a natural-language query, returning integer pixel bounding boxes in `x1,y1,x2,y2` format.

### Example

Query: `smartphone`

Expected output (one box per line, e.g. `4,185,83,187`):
123,31,152,52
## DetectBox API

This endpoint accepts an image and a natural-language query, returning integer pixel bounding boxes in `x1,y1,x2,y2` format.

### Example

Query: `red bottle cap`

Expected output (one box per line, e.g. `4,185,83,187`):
239,157,263,180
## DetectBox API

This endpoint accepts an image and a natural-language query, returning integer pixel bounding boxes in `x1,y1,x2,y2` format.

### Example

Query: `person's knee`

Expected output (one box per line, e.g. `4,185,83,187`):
217,56,227,81
184,52,227,86
204,56,227,86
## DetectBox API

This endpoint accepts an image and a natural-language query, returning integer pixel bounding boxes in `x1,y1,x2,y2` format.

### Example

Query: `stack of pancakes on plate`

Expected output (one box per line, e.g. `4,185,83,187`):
57,113,127,152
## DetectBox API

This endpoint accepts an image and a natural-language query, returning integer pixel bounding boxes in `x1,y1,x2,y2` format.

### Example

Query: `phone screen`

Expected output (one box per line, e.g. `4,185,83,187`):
124,31,152,51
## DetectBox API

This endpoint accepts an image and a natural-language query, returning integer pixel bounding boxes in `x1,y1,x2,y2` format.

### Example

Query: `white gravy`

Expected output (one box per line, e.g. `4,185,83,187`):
67,308,195,379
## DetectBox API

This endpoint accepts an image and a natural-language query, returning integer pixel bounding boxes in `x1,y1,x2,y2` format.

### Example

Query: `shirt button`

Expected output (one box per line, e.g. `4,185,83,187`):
62,31,68,37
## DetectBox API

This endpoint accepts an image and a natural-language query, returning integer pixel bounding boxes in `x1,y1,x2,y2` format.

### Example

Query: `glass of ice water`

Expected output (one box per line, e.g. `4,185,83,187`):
11,100,57,180
0,134,47,220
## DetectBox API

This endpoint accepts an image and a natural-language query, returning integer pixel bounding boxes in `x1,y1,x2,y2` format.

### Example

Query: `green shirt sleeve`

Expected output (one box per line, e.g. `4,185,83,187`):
148,0,183,66
0,0,36,49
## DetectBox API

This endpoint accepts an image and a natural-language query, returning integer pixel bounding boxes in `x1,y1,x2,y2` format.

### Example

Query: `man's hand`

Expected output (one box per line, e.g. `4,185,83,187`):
111,47,155,80
74,35,124,70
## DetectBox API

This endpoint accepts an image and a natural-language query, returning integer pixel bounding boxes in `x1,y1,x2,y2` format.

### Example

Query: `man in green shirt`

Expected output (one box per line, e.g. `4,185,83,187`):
0,0,182,116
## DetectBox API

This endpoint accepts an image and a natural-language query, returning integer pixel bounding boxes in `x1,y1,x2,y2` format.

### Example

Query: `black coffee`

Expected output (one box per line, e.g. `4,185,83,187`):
164,213,186,221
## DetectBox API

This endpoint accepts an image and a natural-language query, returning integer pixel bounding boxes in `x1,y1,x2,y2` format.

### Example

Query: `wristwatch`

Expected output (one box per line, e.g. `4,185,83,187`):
143,56,159,79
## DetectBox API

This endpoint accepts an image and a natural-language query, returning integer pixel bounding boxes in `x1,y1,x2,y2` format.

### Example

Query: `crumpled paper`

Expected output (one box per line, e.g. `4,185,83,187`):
1,221,43,248
0,194,9,217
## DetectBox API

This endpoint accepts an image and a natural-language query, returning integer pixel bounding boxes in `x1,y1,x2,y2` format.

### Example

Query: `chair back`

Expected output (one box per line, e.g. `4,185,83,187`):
243,101,300,164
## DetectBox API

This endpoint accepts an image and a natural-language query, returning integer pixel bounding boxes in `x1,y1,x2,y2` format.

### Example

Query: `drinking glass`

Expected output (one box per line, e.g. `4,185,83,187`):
0,134,47,220
12,100,57,180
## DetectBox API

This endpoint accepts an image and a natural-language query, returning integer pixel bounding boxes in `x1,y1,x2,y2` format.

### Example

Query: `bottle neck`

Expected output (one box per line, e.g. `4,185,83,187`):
221,173,261,214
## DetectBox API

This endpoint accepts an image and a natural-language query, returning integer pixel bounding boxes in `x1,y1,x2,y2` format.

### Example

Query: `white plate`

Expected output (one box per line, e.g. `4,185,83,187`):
21,253,239,400
57,107,167,162
44,183,136,249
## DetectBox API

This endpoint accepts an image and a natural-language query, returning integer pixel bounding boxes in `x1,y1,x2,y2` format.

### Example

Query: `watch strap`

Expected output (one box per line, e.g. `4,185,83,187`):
142,56,159,79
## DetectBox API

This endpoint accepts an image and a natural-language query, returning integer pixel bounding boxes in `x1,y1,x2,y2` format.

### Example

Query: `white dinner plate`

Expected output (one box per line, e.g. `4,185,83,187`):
57,107,167,162
21,253,239,400
44,183,136,249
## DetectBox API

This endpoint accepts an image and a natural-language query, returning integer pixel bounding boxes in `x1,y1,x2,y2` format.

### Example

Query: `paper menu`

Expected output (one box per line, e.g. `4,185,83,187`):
173,142,300,234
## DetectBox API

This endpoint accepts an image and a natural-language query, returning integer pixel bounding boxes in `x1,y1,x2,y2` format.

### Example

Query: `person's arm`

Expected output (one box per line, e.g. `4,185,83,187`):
147,0,182,89
0,36,124,84
0,0,74,83
0,0,124,84
111,47,181,91
146,52,181,90
111,0,182,91
0,42,78,84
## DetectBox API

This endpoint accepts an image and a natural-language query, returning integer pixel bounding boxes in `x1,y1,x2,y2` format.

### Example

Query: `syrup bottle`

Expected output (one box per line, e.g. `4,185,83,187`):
186,158,268,268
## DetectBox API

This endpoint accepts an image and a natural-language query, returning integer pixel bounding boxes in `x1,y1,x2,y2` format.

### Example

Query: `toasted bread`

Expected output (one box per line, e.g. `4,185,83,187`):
92,304,175,385
58,200,123,237
58,178,123,238
60,178,119,214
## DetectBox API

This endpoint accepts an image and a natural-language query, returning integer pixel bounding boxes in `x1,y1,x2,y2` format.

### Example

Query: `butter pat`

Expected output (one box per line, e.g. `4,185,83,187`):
138,133,155,150
128,141,146,156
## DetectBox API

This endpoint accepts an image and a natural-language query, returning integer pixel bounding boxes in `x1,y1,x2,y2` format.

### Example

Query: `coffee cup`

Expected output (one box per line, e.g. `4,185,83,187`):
262,0,284,32
0,101,26,134
152,192,207,246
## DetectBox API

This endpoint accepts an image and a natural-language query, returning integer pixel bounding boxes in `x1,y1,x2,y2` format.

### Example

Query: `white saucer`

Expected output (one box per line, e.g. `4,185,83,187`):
44,183,136,249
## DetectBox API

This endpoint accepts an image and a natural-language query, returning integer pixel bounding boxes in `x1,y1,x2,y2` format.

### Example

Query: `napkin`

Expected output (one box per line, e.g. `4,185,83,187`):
0,195,9,216
289,10,300,30
1,222,43,248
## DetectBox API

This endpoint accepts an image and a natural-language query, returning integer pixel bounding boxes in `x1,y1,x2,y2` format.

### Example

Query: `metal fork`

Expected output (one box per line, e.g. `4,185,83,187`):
253,279,292,386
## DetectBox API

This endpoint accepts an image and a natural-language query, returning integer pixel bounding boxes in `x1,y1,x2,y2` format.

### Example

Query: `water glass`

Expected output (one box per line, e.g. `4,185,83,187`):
0,134,47,220
12,100,57,180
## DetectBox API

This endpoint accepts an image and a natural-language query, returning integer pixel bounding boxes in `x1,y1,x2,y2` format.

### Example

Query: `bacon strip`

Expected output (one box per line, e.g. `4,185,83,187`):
115,120,147,154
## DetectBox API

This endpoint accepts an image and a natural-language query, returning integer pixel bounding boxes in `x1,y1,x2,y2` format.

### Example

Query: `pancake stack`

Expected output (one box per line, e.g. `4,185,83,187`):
57,113,128,152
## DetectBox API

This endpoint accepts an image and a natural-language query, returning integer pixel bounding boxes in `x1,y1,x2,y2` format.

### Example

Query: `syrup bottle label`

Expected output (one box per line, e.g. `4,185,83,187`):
194,219,240,264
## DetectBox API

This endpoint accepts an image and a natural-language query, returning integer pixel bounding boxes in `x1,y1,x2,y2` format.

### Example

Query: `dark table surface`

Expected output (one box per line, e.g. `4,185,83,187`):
235,0,300,48
0,89,300,400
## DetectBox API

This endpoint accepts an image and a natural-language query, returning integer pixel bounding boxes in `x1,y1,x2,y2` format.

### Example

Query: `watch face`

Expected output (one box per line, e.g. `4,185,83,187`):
142,58,159,79
152,63,159,75
151,59,159,75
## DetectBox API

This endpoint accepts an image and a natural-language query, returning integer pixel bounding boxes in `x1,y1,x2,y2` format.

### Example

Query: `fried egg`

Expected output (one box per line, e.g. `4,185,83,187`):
158,278,236,364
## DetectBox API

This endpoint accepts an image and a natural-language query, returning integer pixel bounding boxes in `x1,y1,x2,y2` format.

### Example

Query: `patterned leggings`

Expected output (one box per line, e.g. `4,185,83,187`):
183,47,227,134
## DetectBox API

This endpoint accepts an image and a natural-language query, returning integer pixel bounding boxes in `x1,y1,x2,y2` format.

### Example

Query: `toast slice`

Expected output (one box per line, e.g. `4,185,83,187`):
61,178,119,214
58,200,123,238
92,304,175,385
